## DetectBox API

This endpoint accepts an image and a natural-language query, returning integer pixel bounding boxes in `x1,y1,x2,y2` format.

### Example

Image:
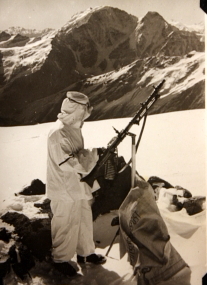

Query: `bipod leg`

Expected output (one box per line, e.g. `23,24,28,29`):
105,228,120,257
130,133,136,188
106,133,137,257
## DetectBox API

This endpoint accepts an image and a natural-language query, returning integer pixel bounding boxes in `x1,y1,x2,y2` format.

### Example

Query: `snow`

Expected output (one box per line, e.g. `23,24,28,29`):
0,109,206,284
169,20,205,34
138,52,205,98
86,64,132,86
0,30,56,80
62,6,102,33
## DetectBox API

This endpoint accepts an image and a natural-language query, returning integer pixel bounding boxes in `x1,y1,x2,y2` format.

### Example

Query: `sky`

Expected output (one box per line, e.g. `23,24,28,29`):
0,0,205,31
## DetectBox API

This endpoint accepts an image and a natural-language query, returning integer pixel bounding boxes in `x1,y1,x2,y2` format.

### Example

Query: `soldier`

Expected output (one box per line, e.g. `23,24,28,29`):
46,91,106,277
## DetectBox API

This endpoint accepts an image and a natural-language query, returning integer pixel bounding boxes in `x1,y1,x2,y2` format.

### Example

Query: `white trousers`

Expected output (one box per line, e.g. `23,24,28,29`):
50,199,95,262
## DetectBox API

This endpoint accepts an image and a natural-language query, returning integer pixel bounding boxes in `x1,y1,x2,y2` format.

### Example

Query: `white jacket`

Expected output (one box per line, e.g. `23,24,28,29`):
46,108,99,201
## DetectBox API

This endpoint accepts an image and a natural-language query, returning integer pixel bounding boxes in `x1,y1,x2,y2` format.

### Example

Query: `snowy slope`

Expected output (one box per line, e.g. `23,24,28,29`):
169,20,204,35
0,110,206,285
0,30,56,80
64,51,204,123
0,110,205,202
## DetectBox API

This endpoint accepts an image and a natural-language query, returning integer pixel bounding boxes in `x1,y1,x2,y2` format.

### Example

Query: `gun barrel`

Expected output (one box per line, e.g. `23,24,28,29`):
127,79,165,129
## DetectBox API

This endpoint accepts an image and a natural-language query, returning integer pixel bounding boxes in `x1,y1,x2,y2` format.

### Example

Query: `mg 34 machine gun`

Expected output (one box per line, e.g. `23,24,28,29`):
81,80,165,187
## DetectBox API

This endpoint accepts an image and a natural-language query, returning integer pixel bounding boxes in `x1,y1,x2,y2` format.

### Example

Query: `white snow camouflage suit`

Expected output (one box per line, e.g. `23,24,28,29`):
46,92,99,262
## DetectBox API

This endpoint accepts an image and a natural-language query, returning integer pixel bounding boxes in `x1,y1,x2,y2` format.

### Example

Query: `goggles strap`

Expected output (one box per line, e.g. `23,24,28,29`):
69,97,90,108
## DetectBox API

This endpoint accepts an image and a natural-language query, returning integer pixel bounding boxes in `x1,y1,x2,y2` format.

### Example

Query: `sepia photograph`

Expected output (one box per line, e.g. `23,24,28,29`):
0,0,206,284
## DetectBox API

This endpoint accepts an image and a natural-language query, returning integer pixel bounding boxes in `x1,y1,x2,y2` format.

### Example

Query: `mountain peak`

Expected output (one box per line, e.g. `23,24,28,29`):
141,11,166,23
55,6,138,73
61,6,137,33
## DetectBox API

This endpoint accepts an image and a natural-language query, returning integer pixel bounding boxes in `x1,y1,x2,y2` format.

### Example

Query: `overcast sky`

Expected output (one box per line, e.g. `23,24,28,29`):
0,0,205,30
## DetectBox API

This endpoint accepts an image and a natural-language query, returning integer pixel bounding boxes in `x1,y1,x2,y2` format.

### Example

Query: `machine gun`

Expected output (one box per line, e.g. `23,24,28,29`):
81,80,165,187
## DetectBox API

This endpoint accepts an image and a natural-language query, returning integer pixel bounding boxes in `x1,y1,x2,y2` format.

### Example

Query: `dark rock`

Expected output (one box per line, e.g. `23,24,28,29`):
17,244,35,271
7,34,30,47
9,244,35,281
175,185,192,198
169,190,205,215
1,212,52,261
172,195,184,211
17,179,46,196
0,228,11,242
34,198,51,215
0,256,10,278
1,212,30,233
183,196,206,215
148,176,174,189
0,51,5,86
0,31,11,42
11,263,30,281
25,219,52,260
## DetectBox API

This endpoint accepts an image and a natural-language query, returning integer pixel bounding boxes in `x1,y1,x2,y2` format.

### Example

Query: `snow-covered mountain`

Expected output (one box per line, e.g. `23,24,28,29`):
0,6,205,126
135,12,204,57
1,26,54,38
169,20,204,35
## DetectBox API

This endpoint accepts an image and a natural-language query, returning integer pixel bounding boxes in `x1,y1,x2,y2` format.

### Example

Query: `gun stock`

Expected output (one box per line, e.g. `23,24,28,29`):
81,80,165,187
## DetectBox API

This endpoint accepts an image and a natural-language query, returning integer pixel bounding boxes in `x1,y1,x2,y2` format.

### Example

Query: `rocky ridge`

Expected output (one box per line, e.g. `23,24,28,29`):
0,27,54,38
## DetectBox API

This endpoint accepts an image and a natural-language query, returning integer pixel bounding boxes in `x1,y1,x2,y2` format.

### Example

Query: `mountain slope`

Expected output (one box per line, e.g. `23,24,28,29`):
135,12,204,57
16,50,204,125
0,6,205,126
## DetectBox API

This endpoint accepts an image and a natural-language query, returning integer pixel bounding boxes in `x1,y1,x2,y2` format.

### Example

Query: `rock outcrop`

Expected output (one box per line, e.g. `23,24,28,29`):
0,34,30,48
0,31,11,42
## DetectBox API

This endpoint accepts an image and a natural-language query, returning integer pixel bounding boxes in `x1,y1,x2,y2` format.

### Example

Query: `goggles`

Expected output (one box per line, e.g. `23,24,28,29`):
68,97,91,109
